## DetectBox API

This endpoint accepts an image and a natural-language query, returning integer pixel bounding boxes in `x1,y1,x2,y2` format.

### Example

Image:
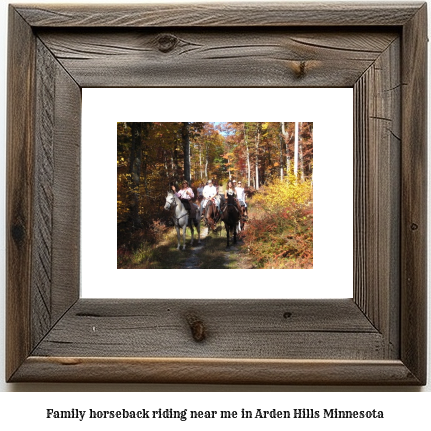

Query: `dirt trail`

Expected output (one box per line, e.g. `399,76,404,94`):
181,224,244,269
181,226,209,269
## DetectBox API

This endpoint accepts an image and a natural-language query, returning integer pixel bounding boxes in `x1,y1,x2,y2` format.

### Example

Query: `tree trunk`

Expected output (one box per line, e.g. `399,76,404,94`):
164,150,169,177
264,138,270,184
281,122,291,175
255,123,261,190
204,140,208,179
141,122,151,196
182,122,191,182
279,122,284,180
243,123,251,186
294,121,299,179
199,143,203,179
173,145,179,182
129,122,142,228
298,122,305,182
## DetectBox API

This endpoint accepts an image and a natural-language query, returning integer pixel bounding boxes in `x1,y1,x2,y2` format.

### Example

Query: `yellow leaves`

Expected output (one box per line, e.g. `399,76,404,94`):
252,174,313,214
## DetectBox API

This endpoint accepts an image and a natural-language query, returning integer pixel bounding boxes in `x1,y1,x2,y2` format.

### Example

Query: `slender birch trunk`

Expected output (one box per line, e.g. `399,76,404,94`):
298,122,304,182
281,122,291,174
243,123,251,186
294,121,299,179
255,123,261,190
204,141,208,179
279,122,284,180
199,143,203,179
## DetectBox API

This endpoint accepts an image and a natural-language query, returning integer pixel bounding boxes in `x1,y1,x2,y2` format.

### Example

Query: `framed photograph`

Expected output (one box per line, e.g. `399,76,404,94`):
6,2,427,384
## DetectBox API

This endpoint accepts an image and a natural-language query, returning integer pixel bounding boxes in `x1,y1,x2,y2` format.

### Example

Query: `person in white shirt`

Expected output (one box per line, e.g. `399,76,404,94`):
201,179,221,230
202,179,217,209
235,180,248,217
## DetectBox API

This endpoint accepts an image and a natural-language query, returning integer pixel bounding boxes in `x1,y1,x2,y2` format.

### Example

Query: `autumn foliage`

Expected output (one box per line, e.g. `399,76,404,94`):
117,122,313,269
243,174,313,269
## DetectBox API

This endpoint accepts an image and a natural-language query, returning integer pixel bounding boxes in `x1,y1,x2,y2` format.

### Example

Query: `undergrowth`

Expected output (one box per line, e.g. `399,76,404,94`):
244,175,313,269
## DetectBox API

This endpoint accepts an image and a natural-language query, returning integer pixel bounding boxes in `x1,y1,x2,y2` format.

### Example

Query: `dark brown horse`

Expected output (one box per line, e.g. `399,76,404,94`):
221,194,240,247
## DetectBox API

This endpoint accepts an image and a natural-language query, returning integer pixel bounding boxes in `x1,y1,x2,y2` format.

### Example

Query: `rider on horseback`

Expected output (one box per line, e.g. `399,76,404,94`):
202,179,220,211
224,180,242,214
235,180,248,218
221,180,241,247
171,180,196,218
201,179,222,229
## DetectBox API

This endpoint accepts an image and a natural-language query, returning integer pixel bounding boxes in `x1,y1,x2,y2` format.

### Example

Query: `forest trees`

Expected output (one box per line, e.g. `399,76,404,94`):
226,122,313,188
118,121,313,250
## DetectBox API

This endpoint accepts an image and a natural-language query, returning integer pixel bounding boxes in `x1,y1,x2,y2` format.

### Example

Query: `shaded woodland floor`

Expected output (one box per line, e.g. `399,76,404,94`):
118,224,251,269
118,180,313,270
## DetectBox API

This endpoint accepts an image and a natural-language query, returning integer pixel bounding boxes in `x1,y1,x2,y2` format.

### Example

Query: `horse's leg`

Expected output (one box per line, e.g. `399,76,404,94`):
196,217,201,243
226,224,229,248
182,222,187,250
210,204,217,232
206,205,213,232
207,205,212,231
233,223,237,244
189,220,194,246
175,225,181,250
203,205,209,228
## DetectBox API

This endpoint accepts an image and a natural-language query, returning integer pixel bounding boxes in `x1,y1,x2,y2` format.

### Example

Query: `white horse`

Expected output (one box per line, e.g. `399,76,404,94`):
164,191,202,250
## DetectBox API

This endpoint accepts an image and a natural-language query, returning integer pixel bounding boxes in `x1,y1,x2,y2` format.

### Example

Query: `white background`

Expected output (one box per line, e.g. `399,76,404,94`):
0,0,430,425
81,88,353,299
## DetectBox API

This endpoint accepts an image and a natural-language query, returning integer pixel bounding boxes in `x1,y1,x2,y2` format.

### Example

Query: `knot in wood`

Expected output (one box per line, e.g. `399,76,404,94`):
411,223,418,231
157,34,178,53
11,223,25,245
186,314,206,342
295,61,307,79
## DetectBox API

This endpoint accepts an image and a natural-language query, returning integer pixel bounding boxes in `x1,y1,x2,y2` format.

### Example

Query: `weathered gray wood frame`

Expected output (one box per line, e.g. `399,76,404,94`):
6,2,427,384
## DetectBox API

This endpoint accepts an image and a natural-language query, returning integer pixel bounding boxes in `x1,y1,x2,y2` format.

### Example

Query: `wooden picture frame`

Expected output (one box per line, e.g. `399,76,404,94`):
6,2,427,384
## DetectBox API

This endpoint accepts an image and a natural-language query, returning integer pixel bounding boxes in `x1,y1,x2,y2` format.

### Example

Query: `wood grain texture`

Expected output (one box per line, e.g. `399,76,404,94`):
12,358,420,385
353,38,401,358
6,2,427,385
6,7,36,381
31,39,81,349
50,51,81,324
15,2,423,27
32,40,56,347
32,299,384,360
36,29,398,88
400,3,428,384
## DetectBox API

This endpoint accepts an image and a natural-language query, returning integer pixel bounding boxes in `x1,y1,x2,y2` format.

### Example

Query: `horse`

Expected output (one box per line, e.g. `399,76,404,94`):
164,191,202,250
203,198,220,233
220,194,240,247
238,205,247,232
